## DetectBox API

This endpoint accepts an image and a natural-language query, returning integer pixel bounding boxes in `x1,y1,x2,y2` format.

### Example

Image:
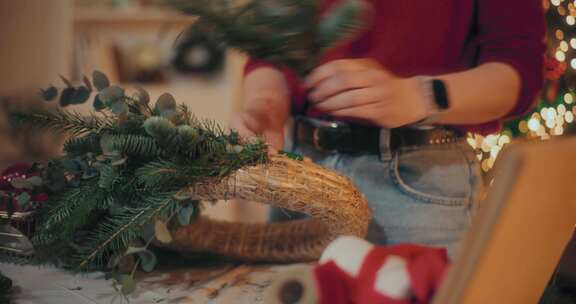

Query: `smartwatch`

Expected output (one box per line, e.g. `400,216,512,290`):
431,79,450,111
414,77,450,126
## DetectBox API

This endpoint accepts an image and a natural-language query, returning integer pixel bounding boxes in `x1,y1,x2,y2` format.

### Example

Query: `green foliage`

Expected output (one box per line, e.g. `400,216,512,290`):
124,247,157,273
92,70,110,91
168,0,368,76
317,0,365,51
12,71,269,273
41,86,58,101
10,109,114,136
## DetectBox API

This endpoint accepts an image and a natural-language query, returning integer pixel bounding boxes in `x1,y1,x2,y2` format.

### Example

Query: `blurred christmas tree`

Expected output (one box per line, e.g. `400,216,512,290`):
471,0,576,172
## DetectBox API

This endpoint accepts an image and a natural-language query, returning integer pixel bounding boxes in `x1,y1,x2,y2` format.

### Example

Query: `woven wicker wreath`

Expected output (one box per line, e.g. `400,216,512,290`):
161,154,372,262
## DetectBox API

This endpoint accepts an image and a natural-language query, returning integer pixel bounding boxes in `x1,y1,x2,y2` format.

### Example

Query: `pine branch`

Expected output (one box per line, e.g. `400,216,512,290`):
77,193,177,269
101,134,164,158
41,182,99,230
10,109,114,136
33,180,105,250
10,70,269,277
64,133,101,155
136,161,184,190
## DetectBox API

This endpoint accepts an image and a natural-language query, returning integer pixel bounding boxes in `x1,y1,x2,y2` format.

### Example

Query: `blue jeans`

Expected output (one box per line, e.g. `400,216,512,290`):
272,128,485,257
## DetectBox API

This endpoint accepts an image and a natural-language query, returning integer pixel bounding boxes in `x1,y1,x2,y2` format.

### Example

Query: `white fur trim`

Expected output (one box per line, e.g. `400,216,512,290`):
320,236,374,277
374,255,411,299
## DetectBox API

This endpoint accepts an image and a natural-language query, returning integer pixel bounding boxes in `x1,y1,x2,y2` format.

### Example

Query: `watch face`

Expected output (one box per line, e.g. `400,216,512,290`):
432,79,450,110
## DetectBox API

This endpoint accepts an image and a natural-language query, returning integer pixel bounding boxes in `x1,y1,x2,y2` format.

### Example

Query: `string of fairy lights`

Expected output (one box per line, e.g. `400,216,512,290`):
469,0,576,172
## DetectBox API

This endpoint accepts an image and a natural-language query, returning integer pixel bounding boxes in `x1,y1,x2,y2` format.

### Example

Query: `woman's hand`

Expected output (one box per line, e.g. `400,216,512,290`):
231,67,291,151
307,59,522,126
306,59,428,128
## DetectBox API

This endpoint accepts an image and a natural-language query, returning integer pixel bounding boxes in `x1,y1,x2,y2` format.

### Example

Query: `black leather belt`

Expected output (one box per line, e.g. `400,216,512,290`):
294,117,464,154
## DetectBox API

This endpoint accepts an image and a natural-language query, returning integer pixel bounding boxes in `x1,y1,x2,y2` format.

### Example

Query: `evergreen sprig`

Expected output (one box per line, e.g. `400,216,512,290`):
169,0,368,76
10,71,268,274
10,109,114,136
75,192,178,269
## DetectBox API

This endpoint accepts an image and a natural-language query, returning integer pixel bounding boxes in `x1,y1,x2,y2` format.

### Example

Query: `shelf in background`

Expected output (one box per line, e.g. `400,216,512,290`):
74,7,196,28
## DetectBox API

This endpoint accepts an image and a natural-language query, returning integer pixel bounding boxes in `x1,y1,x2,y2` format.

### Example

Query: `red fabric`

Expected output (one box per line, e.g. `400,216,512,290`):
313,243,449,304
314,261,355,304
244,0,546,135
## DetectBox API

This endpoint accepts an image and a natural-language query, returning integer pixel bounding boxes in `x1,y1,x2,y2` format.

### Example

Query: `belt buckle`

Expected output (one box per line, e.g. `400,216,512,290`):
312,128,326,151
306,118,349,152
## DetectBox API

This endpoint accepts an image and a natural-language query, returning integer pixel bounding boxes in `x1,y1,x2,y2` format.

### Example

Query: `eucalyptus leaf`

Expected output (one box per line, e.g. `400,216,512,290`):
111,101,128,114
40,86,58,101
154,219,173,244
59,87,75,107
141,223,155,242
10,178,33,190
120,275,136,295
160,109,178,120
92,70,110,91
98,86,124,104
93,95,105,111
134,86,150,105
138,250,157,272
177,205,197,225
71,86,91,105
155,93,176,113
27,176,43,186
16,192,31,207
125,247,157,273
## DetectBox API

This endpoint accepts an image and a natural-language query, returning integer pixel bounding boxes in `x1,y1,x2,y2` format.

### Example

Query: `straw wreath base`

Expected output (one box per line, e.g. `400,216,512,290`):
159,154,372,262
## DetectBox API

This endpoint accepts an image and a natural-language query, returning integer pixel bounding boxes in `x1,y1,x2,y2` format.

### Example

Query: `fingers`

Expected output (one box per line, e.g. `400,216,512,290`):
263,130,285,153
308,70,379,102
314,87,384,112
305,59,381,88
230,115,258,139
230,114,284,153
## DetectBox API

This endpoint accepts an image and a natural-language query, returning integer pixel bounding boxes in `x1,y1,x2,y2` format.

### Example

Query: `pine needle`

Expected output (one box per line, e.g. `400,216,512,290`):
78,193,176,269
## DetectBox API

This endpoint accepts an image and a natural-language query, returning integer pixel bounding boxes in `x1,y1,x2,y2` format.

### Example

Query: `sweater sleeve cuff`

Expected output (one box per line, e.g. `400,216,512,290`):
479,53,544,121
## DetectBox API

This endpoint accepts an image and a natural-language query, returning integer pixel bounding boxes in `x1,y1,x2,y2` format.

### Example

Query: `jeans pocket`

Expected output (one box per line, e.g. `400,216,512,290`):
389,143,475,206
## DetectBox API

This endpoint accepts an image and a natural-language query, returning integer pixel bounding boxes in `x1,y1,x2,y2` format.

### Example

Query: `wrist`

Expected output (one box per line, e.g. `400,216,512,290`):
413,76,450,124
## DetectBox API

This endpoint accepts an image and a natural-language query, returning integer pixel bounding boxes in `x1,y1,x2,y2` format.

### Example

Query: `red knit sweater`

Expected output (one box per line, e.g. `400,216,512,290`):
245,0,546,134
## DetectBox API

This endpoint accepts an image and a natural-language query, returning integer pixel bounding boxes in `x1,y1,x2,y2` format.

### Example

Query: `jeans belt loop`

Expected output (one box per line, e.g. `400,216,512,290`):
379,128,393,162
